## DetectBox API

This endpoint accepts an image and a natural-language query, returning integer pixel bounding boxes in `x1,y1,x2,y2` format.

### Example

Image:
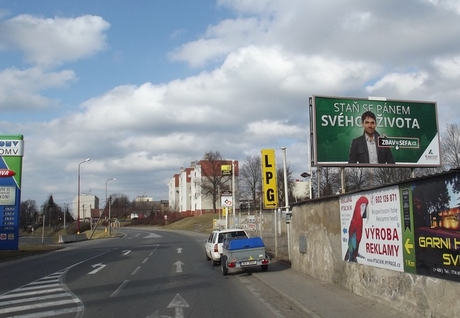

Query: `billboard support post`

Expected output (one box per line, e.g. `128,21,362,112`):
341,167,345,194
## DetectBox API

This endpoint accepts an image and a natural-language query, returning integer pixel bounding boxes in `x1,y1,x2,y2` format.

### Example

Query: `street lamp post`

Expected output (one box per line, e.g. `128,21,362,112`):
106,178,116,235
77,158,91,234
281,147,290,261
232,160,236,228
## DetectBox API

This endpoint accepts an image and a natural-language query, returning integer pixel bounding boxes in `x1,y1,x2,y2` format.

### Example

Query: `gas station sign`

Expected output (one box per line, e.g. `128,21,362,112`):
0,135,24,250
261,149,278,209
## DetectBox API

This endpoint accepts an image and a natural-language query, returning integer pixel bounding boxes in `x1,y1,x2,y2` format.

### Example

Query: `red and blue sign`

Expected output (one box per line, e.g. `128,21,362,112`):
0,136,24,250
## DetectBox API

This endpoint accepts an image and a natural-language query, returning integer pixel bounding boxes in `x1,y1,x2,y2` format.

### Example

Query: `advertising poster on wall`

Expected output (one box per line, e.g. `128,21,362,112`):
340,185,404,272
311,95,440,167
407,173,460,282
340,170,460,283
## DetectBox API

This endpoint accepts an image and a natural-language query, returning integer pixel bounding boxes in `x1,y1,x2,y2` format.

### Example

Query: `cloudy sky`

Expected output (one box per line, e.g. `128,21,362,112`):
1,0,459,211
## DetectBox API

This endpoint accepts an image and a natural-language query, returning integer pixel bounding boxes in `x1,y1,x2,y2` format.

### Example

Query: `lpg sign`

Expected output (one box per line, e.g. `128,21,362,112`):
261,149,278,209
0,135,24,251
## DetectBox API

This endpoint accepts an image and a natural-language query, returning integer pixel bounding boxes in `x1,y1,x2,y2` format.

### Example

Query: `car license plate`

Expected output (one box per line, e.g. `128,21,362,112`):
241,261,257,266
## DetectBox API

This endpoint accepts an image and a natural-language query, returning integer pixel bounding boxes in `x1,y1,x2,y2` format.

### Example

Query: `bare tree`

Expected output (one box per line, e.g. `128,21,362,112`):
240,155,261,211
322,167,340,196
345,167,413,192
414,167,444,177
42,195,62,231
20,199,38,227
111,194,132,218
372,167,413,186
345,167,370,191
441,124,460,169
310,167,341,197
133,199,154,217
200,151,232,213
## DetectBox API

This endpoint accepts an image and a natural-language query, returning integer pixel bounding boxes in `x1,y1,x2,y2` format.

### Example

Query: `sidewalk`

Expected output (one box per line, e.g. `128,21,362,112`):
253,260,411,318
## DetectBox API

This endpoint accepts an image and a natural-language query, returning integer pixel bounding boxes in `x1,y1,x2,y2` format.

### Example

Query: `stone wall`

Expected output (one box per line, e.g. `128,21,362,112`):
289,197,459,318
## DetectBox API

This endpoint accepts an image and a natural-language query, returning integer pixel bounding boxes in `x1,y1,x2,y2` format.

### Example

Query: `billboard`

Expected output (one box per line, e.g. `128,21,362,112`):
340,170,460,283
311,95,440,167
261,149,278,209
403,172,460,281
341,186,404,271
0,135,24,250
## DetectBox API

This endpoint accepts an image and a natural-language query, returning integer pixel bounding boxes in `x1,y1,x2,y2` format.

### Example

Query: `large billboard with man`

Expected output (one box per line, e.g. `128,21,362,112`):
311,95,441,167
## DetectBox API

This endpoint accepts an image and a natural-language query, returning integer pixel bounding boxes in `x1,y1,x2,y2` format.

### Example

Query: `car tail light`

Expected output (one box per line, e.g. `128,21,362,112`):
228,262,236,268
262,259,269,265
213,244,218,252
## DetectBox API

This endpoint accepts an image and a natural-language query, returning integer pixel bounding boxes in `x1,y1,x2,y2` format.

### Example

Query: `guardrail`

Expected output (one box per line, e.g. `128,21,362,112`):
58,233,87,244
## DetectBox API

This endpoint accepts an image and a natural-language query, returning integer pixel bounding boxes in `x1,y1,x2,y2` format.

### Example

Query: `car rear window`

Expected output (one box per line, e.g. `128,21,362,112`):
218,231,247,243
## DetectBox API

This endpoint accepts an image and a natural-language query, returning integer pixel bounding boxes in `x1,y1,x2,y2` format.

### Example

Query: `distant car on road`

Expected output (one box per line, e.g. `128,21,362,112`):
204,229,249,265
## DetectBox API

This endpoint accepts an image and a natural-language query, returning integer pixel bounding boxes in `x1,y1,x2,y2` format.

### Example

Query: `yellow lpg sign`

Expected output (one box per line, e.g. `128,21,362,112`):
261,149,278,209
221,164,232,176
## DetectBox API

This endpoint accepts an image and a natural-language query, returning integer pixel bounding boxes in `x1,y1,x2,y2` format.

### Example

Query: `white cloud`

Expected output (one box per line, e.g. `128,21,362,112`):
434,56,460,79
0,14,109,67
365,72,429,97
0,67,76,111
246,119,305,139
170,18,267,67
426,0,460,14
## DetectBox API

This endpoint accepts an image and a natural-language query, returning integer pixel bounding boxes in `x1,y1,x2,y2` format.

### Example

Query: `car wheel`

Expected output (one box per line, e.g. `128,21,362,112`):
221,256,228,276
212,258,218,266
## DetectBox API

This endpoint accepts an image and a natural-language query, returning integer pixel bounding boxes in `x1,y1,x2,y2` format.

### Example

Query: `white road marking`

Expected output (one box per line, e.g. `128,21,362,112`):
88,262,106,274
111,280,129,298
132,266,141,275
144,233,162,238
173,261,184,273
167,293,189,318
0,269,84,317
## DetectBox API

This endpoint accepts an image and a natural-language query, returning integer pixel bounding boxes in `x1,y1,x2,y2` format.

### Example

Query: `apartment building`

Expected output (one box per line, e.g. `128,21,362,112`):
169,160,239,215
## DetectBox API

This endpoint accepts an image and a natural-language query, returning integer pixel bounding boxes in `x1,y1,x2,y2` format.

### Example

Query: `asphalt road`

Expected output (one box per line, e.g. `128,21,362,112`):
0,228,298,318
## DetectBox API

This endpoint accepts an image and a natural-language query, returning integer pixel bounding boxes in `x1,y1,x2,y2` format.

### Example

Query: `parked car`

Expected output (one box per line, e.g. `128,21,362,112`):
204,229,249,265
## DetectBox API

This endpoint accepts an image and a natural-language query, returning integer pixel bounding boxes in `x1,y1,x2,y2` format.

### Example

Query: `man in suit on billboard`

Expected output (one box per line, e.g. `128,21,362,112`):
348,111,395,164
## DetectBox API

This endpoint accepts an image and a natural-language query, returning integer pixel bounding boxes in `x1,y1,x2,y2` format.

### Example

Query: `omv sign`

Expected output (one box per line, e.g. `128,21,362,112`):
0,169,15,178
0,140,24,156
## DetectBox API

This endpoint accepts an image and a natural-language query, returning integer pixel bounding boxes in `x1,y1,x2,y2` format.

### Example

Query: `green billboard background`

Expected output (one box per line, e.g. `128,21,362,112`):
312,96,440,167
